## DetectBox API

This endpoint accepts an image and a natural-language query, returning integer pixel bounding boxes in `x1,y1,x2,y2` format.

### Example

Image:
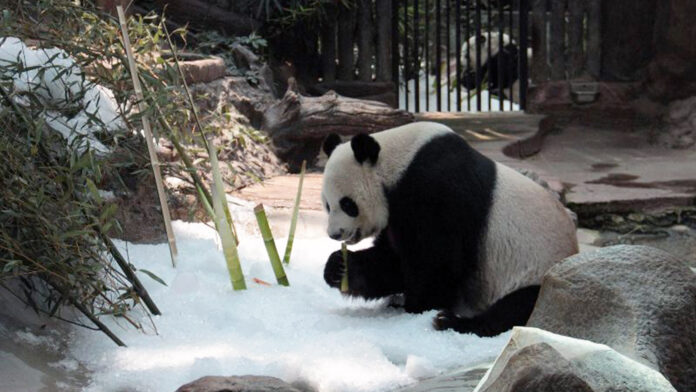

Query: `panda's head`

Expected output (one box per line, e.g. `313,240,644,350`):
321,133,389,244
460,32,512,89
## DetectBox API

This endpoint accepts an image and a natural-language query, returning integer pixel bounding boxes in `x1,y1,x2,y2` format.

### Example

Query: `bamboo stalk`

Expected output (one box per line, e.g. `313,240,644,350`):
208,141,246,290
207,136,240,243
282,160,306,265
98,230,161,315
254,204,289,286
48,278,126,347
340,242,349,293
161,23,239,244
117,6,178,268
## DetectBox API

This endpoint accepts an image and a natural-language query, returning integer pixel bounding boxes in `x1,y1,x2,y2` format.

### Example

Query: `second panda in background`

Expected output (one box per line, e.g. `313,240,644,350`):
455,32,529,102
321,122,578,337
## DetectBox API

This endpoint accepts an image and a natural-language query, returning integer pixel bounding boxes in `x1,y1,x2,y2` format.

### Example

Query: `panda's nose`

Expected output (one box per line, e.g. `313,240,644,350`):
329,229,344,240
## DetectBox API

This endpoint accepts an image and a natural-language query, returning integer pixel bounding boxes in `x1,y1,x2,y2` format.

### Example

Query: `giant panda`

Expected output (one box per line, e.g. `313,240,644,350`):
459,32,528,102
321,122,578,337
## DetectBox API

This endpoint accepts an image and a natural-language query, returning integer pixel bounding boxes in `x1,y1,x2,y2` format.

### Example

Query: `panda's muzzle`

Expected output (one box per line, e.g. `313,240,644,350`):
346,228,362,244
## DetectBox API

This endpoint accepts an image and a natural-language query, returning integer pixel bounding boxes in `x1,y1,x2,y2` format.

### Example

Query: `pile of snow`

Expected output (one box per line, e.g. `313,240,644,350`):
399,72,519,113
0,37,124,154
66,204,509,392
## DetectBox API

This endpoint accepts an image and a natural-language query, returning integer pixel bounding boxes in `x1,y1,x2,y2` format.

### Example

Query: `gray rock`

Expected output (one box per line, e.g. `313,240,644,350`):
399,366,489,392
474,327,676,392
175,375,301,392
527,245,696,392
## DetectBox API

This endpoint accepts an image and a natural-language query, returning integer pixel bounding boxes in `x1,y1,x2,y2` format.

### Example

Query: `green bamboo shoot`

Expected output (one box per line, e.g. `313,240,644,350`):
340,242,349,293
254,204,289,286
282,160,306,265
208,141,246,290
207,137,240,243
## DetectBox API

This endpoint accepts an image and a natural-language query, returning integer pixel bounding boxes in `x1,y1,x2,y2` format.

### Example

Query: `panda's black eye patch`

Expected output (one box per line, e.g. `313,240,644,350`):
340,197,359,217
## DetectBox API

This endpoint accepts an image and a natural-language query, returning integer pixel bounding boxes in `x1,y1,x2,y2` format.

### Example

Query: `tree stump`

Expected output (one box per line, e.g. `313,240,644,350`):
262,79,414,171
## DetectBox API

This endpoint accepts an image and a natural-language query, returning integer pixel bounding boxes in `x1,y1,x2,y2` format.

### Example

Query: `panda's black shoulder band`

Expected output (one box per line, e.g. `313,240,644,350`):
351,133,380,165
323,133,342,157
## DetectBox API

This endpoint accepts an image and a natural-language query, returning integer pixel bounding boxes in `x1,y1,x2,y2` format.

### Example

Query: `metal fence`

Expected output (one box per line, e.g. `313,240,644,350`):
393,0,530,113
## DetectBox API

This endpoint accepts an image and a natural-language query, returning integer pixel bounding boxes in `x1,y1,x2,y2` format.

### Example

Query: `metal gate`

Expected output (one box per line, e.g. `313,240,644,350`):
393,0,529,113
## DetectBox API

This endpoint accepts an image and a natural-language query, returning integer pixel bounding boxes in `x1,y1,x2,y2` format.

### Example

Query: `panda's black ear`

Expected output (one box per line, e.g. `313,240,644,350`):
323,133,341,157
351,133,380,165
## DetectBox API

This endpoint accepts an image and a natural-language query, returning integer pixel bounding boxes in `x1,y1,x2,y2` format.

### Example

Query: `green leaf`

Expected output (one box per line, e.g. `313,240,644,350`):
138,269,168,286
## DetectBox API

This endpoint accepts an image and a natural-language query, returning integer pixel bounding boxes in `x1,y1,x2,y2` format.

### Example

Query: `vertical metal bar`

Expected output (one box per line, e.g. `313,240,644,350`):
436,0,442,111
446,0,451,111
392,0,400,105
487,15,492,111
509,0,514,110
519,0,529,110
498,0,504,112
404,0,409,111
466,1,471,111
455,0,461,112
414,0,420,112
425,0,430,111
475,0,482,112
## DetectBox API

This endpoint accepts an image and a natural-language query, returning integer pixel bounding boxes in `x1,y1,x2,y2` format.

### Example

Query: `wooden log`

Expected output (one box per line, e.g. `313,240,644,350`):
320,4,338,82
154,0,259,36
261,79,413,170
337,3,357,80
307,80,394,97
549,0,566,81
531,0,549,83
357,0,374,81
586,0,602,78
567,0,585,78
375,0,392,82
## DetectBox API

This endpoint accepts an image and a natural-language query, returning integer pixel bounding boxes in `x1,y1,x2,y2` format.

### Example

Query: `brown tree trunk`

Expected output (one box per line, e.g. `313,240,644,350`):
549,0,566,81
154,0,259,36
531,0,549,83
375,0,392,82
320,4,338,82
586,0,602,78
337,3,357,80
357,0,374,81
567,0,585,78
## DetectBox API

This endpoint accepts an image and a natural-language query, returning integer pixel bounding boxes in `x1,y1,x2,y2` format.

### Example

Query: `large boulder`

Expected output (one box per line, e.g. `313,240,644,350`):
474,327,676,392
175,375,301,392
653,96,696,148
527,245,696,392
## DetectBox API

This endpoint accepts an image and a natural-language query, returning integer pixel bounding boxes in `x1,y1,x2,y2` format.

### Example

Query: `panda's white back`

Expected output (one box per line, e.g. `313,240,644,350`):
459,163,578,316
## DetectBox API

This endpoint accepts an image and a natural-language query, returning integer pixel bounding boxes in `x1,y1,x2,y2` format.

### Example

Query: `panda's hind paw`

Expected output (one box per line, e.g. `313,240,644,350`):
433,310,465,332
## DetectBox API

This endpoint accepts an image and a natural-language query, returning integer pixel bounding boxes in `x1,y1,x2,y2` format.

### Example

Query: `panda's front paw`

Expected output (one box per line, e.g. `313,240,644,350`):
324,250,347,289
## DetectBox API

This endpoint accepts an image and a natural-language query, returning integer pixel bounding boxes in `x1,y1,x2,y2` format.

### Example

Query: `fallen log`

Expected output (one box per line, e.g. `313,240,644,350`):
154,0,259,36
262,78,414,171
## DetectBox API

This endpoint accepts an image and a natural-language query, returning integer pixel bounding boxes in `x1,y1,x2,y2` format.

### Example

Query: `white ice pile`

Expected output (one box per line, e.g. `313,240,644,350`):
0,37,124,154
67,203,510,392
399,72,519,113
